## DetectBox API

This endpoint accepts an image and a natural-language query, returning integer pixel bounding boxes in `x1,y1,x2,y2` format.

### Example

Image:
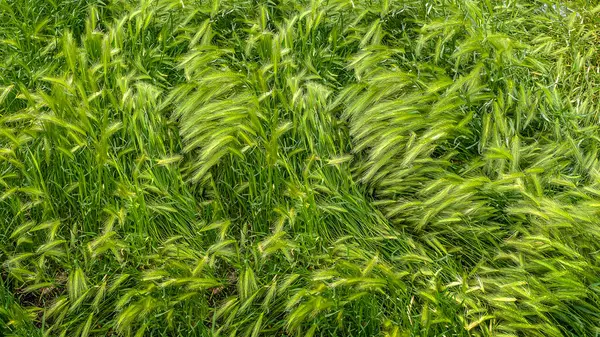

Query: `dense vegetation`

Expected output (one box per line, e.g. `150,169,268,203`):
1,0,599,336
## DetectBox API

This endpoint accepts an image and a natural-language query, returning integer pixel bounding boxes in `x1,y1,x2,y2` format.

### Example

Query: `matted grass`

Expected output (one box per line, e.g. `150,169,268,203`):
0,0,599,336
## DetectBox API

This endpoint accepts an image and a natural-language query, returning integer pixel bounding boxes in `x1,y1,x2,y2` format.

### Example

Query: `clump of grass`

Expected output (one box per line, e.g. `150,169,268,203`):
0,277,42,337
1,0,599,336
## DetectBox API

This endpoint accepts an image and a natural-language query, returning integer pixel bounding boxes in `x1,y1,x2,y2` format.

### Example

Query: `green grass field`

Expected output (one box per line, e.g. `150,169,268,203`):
1,0,599,336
